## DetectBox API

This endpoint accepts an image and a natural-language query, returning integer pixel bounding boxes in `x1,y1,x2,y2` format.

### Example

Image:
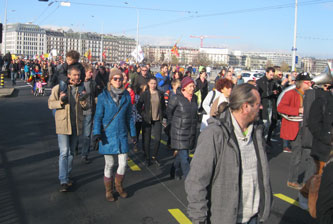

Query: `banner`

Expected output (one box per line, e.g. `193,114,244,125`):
171,44,179,57
131,45,144,63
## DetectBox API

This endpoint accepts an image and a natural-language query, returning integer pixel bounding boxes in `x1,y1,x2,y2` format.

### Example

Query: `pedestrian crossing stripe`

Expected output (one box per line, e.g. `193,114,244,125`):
168,209,192,224
127,159,141,171
274,193,300,207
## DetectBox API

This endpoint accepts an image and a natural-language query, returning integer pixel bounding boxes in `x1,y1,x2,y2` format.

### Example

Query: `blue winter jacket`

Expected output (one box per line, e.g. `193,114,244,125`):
155,72,171,92
93,89,136,155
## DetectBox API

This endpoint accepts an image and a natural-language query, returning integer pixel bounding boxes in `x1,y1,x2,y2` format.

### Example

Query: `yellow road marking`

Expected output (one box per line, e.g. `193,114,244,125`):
168,209,192,224
127,159,141,171
274,193,300,207
189,153,194,158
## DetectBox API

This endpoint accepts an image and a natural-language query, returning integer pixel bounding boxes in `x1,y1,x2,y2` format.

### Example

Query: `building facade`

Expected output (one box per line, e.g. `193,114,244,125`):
1,23,136,63
1,23,46,57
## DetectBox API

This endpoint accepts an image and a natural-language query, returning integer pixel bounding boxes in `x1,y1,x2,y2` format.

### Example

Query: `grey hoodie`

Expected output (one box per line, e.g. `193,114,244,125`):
185,109,272,224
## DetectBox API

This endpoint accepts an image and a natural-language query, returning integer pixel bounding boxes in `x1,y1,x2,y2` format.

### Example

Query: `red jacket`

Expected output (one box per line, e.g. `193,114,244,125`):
277,89,302,140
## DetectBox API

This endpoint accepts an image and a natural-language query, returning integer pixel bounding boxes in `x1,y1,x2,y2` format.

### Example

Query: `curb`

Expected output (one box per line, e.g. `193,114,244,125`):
0,88,15,98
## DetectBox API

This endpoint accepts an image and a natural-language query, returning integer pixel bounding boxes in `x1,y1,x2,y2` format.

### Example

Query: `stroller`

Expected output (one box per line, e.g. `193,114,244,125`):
34,79,47,96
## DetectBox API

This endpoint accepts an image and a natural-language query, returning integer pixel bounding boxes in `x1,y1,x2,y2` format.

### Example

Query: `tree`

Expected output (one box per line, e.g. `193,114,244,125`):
193,53,210,67
160,52,165,63
266,60,273,68
171,55,179,65
280,61,290,72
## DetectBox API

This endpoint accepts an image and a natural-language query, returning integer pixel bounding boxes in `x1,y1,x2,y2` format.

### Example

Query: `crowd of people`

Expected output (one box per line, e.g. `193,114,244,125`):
3,49,332,223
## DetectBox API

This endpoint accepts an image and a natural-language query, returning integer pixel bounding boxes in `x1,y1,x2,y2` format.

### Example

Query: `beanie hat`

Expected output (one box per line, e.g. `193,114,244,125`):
109,68,122,81
181,76,194,89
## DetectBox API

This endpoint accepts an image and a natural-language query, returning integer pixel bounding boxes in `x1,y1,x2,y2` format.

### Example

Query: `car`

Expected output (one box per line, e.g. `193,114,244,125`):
241,72,256,83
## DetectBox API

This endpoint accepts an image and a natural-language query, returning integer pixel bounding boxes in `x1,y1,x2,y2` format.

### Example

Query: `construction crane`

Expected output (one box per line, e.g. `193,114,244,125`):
189,35,240,48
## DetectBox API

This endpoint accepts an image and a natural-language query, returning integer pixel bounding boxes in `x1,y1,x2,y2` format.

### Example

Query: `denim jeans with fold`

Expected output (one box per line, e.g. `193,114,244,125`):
173,149,190,178
81,114,92,158
58,129,78,184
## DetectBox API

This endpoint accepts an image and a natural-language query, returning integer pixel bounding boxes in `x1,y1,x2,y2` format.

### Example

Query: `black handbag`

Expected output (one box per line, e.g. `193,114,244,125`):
93,103,124,151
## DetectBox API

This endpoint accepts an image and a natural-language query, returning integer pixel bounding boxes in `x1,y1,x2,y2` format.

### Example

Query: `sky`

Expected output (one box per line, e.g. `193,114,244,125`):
2,0,333,58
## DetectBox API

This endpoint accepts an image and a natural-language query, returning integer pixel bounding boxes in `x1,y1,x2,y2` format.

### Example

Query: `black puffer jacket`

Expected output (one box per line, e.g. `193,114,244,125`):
309,92,333,162
167,92,198,150
137,89,166,124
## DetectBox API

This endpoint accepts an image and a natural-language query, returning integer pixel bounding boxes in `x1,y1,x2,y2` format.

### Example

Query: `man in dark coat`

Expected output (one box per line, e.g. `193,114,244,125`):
309,86,333,174
256,67,279,144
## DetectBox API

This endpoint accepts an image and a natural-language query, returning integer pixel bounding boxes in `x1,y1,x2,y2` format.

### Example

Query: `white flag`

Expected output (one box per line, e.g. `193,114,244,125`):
131,45,144,63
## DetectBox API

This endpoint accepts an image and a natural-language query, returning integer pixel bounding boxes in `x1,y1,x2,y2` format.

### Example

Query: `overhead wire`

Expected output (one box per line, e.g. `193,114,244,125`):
38,4,61,25
120,0,333,33
32,2,55,24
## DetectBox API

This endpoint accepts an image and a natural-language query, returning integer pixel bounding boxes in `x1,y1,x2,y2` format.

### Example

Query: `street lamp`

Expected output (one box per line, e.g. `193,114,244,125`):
125,2,139,63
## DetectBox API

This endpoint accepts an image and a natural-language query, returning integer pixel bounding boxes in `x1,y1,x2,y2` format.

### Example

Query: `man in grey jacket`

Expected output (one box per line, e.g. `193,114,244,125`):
185,83,272,224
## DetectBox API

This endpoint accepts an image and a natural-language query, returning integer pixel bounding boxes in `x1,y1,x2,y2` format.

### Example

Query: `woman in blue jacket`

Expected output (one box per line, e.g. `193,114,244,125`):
93,68,136,202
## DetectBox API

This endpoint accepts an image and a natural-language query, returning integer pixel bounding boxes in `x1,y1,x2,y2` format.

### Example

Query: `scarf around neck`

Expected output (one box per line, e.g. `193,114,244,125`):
109,86,125,105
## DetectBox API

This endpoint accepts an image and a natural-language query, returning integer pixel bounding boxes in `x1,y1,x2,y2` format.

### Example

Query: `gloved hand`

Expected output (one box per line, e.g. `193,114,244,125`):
93,134,102,142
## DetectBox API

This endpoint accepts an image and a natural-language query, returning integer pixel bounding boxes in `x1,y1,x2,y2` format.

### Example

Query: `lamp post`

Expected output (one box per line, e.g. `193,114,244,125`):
291,0,298,72
2,0,8,54
125,2,139,63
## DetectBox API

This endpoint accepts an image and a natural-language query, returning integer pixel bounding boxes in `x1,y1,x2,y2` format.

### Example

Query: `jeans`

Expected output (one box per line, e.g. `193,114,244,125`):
135,121,144,149
81,114,92,158
283,139,290,148
288,132,316,184
59,80,85,94
173,150,190,178
58,131,78,184
142,120,162,160
11,72,17,85
237,215,258,224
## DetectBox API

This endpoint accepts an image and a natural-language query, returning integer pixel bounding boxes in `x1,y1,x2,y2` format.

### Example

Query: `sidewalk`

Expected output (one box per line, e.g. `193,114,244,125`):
0,87,15,97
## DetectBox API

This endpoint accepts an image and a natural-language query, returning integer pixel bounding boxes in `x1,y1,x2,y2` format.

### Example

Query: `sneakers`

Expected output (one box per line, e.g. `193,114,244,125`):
59,184,69,192
81,157,91,164
287,181,303,190
283,147,292,153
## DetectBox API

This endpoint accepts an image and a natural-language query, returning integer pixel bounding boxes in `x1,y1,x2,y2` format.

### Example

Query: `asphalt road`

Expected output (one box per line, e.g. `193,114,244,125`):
0,79,317,224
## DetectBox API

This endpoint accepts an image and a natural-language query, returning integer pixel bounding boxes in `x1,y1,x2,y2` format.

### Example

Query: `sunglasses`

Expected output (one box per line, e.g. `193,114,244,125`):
113,77,123,82
141,70,147,71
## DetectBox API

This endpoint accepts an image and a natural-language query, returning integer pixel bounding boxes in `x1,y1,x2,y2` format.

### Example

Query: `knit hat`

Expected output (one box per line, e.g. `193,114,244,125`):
109,68,122,81
181,76,194,89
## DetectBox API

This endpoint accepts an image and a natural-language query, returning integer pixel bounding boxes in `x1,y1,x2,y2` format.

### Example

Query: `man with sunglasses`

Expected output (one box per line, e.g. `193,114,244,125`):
278,72,314,190
133,65,152,94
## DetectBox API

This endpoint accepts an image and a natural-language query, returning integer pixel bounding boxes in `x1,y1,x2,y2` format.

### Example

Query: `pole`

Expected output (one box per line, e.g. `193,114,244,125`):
291,0,298,72
136,8,139,63
100,22,104,62
3,0,8,54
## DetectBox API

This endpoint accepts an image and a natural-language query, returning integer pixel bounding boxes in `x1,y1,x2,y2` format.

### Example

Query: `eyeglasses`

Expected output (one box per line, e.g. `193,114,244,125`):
113,77,123,82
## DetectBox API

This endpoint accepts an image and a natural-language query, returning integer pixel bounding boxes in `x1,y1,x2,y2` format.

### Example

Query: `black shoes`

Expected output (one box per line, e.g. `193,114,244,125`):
81,157,91,164
151,157,161,167
59,184,69,192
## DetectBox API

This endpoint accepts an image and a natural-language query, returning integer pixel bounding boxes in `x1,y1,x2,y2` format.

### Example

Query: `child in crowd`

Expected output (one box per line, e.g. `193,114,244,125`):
57,50,86,103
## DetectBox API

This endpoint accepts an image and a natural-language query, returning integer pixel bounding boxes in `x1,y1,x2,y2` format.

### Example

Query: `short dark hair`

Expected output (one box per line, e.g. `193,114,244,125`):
66,50,80,61
67,66,81,75
160,63,168,70
229,83,257,111
266,67,275,73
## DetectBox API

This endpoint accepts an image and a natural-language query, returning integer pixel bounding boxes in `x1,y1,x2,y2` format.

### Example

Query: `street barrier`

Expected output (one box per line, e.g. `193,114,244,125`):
0,72,4,88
